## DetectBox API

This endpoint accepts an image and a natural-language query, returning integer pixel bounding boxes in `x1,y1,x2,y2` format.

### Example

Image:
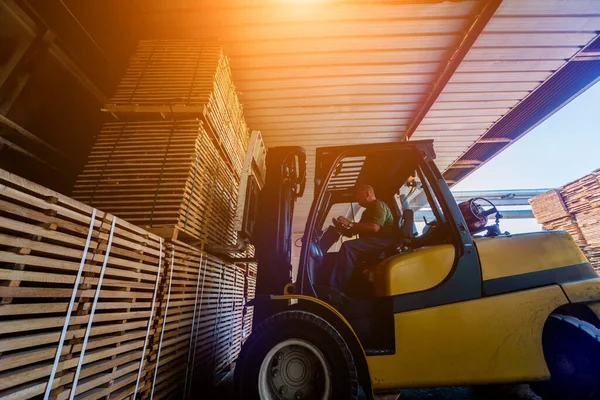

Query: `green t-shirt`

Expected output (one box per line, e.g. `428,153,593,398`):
359,200,394,237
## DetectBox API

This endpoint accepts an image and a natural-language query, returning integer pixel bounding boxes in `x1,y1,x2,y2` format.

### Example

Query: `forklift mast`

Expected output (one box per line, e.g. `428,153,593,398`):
253,146,306,324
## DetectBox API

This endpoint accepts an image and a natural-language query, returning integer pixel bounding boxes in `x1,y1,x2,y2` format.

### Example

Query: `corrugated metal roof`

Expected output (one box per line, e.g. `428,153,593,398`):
419,0,600,187
48,0,600,233
118,0,487,232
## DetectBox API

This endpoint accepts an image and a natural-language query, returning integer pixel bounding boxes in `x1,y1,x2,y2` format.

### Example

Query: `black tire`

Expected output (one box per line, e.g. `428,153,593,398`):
234,310,359,400
532,316,600,400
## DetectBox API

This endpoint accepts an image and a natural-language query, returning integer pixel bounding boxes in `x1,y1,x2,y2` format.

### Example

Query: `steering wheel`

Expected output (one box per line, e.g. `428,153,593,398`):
332,218,354,238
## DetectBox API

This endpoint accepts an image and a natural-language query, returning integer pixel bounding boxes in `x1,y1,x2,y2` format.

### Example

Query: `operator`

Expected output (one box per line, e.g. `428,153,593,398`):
329,185,395,291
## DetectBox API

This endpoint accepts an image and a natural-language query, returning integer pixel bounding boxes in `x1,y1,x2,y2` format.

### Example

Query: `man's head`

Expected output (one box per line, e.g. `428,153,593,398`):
355,185,376,207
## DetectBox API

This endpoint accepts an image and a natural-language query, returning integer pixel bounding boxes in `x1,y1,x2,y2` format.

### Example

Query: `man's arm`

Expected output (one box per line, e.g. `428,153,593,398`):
336,216,381,234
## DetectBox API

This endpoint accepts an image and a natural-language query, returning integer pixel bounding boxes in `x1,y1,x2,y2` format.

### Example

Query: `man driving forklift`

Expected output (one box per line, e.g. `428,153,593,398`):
329,185,395,291
238,143,600,400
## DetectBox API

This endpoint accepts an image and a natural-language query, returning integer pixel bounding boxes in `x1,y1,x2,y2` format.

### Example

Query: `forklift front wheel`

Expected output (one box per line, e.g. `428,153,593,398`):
234,310,359,400
532,315,600,400
258,338,331,399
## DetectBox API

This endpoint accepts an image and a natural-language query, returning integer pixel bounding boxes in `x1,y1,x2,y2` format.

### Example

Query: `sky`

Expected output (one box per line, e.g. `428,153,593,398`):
450,81,600,233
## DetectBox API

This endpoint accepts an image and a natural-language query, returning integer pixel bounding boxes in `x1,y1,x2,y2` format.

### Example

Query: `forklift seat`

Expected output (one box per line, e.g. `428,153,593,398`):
347,209,414,297
370,208,414,260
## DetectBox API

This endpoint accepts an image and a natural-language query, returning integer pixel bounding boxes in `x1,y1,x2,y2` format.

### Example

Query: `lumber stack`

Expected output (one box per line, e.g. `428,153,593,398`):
103,40,250,180
577,208,600,247
239,244,257,345
73,120,238,247
143,241,246,399
530,170,600,271
540,216,587,246
529,189,570,225
0,168,164,400
560,172,600,214
0,169,256,399
76,40,260,249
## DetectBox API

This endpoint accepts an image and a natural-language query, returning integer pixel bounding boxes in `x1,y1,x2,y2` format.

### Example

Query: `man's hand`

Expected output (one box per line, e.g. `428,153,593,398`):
336,216,351,228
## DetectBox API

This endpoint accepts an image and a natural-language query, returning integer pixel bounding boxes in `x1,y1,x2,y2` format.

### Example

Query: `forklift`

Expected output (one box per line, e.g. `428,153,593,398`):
234,141,600,400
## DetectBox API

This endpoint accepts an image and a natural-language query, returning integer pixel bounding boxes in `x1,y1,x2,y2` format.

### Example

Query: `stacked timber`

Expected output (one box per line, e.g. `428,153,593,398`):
529,189,570,225
73,120,238,247
530,170,600,271
540,216,587,246
103,40,250,180
76,40,258,249
238,244,257,345
143,241,246,399
560,172,600,214
577,208,600,247
0,169,256,399
0,168,164,399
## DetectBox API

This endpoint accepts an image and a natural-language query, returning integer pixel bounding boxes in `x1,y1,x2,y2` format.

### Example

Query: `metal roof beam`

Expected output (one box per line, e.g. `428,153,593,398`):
405,0,502,139
0,136,63,173
0,114,67,159
8,0,108,104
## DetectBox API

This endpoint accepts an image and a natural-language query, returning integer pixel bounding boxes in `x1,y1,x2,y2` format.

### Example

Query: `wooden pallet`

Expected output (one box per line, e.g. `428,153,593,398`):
0,168,164,400
73,120,239,248
102,40,249,179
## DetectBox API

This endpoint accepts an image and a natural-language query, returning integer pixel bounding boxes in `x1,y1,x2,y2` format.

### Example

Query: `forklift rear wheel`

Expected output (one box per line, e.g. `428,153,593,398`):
532,316,600,400
234,310,359,400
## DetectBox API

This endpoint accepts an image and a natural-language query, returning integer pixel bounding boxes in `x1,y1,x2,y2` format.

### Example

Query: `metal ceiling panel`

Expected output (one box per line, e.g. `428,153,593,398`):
51,0,599,234
476,32,599,47
416,0,600,187
456,59,567,72
486,16,600,32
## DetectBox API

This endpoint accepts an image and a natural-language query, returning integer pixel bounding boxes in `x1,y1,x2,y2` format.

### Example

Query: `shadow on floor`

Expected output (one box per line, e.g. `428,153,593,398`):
208,372,542,400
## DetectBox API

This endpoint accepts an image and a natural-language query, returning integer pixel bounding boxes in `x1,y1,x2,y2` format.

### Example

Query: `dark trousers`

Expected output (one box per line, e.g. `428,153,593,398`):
329,236,396,291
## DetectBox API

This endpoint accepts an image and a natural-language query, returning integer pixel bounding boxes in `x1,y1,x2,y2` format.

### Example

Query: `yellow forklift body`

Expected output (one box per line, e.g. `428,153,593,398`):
560,277,600,303
246,144,600,397
475,231,588,280
560,278,600,322
271,294,369,358
373,231,588,298
373,244,455,297
366,285,568,390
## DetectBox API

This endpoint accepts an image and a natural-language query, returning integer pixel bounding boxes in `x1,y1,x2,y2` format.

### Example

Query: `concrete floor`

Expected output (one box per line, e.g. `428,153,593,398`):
211,372,543,400
394,386,542,400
